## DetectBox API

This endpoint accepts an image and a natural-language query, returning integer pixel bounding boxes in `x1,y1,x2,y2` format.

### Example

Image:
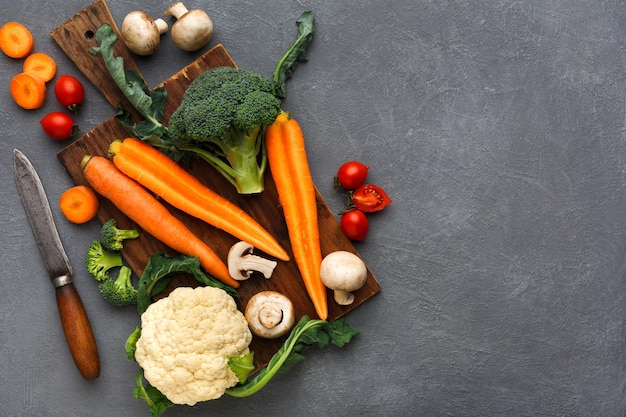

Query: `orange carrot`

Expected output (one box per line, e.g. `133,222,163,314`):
265,112,327,320
0,22,34,58
82,155,239,288
10,72,46,109
59,185,99,224
109,138,290,261
23,52,57,82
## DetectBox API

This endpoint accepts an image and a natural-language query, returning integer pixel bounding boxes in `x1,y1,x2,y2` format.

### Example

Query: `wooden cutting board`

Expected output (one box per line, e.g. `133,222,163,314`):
53,0,380,368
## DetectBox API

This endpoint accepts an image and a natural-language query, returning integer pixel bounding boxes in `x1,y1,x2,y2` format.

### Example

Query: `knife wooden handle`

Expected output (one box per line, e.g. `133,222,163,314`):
55,283,100,380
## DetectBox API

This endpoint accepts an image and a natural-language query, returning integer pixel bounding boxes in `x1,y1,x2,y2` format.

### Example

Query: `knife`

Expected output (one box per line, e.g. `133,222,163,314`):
13,149,100,380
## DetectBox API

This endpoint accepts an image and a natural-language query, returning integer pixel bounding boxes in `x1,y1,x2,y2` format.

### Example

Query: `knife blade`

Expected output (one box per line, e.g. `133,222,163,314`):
13,149,100,380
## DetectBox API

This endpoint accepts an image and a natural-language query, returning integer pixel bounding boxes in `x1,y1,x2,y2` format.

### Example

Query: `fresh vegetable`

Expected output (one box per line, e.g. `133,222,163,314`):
319,251,368,305
351,183,392,212
85,240,123,281
40,111,78,140
100,218,139,251
166,66,282,194
136,252,238,316
340,209,369,242
132,286,253,405
59,184,99,224
0,22,34,58
121,11,168,56
98,265,138,306
244,291,295,339
23,52,57,82
164,2,213,52
10,72,46,109
54,74,85,112
336,161,369,190
227,241,277,281
272,11,315,99
88,12,314,193
109,138,289,260
225,315,360,397
81,155,238,287
266,111,327,320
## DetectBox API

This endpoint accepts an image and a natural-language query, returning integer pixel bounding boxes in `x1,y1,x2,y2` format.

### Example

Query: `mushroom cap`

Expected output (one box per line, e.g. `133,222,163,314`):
320,251,368,305
169,9,214,51
121,11,168,56
245,291,295,339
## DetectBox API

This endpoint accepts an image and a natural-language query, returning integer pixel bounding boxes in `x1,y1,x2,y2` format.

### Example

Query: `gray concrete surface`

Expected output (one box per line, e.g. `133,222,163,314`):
1,1,625,416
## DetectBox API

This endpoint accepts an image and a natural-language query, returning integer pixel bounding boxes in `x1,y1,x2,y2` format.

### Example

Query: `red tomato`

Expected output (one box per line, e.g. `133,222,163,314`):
352,184,392,212
336,161,369,189
341,209,369,241
54,74,85,111
40,112,78,140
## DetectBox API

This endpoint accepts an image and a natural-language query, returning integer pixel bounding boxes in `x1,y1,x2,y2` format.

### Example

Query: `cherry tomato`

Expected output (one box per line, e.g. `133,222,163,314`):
40,112,78,140
341,209,369,241
54,74,85,112
351,184,392,212
336,161,369,189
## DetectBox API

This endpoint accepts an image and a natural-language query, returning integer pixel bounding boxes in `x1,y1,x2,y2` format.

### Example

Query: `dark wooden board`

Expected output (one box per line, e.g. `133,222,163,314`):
53,0,380,369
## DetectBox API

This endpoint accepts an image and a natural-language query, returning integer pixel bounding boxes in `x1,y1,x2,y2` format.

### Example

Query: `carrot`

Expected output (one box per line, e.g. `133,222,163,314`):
0,22,34,58
10,72,46,109
265,111,327,320
82,155,239,288
59,185,99,224
109,138,290,261
23,52,57,82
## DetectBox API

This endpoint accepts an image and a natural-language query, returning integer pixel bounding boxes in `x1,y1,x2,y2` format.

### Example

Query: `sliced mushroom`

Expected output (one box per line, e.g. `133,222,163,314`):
164,2,213,52
245,291,295,338
228,241,277,281
121,11,169,56
319,251,368,305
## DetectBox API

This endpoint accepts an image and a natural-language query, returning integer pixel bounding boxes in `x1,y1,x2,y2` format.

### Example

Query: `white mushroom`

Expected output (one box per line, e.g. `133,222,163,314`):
319,251,368,305
228,241,277,281
164,2,214,51
121,11,169,56
245,291,295,338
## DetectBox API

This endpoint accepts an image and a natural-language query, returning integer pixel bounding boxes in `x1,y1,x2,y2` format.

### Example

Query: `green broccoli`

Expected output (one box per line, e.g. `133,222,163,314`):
89,12,315,196
100,218,140,251
167,67,282,194
98,266,138,307
85,240,123,281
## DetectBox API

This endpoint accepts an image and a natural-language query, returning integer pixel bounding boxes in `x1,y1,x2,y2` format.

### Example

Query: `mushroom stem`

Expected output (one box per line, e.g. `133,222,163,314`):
154,18,169,34
333,289,356,306
164,2,190,19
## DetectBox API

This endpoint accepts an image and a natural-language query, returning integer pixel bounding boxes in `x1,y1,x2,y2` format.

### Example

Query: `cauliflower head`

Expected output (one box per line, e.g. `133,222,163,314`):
135,286,252,405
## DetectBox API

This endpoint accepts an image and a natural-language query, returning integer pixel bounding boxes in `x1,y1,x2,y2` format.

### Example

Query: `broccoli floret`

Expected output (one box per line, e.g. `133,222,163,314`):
85,240,123,281
167,67,282,194
98,266,138,307
100,218,140,251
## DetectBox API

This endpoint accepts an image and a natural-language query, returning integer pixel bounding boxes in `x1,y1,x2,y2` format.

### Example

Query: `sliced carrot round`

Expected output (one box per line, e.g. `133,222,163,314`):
0,22,34,58
59,185,99,224
10,72,46,109
23,52,57,82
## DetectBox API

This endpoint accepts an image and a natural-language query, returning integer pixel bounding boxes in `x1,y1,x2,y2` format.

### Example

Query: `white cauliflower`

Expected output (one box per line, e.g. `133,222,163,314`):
134,286,252,405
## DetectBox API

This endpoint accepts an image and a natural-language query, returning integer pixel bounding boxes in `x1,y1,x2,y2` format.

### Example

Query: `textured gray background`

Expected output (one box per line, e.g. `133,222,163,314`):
1,1,625,416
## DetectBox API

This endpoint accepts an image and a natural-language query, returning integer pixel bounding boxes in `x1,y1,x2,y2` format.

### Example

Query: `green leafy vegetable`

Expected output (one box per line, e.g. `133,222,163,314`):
273,11,315,99
134,370,174,417
125,326,141,361
228,351,255,383
225,316,360,397
88,23,168,141
136,252,238,315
